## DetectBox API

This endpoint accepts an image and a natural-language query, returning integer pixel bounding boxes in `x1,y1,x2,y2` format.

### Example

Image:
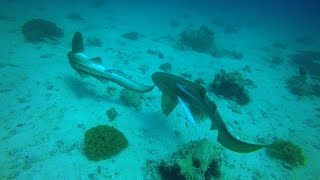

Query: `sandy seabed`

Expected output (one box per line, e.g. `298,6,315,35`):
0,1,319,179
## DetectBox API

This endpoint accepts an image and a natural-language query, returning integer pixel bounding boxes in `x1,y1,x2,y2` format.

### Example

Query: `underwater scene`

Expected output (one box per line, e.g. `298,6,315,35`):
1,0,320,179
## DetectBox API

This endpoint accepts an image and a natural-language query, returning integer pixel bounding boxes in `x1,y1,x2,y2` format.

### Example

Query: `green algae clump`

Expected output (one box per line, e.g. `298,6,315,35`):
179,25,215,54
84,125,128,161
266,140,306,167
21,18,63,43
154,139,222,179
120,89,143,111
212,69,251,105
286,75,313,96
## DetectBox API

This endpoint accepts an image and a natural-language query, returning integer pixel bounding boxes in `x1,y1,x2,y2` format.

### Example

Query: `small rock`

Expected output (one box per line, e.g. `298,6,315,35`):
305,118,320,128
138,64,149,75
97,165,102,174
282,162,294,170
66,12,84,21
106,86,117,96
87,36,103,47
40,53,55,59
121,32,139,40
312,143,320,151
159,62,172,72
194,77,204,85
88,173,95,180
180,73,192,79
120,89,143,110
106,107,118,121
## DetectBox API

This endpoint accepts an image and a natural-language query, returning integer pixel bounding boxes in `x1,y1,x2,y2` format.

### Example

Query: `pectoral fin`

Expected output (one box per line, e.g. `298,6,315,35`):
210,121,217,130
76,69,90,78
161,92,178,116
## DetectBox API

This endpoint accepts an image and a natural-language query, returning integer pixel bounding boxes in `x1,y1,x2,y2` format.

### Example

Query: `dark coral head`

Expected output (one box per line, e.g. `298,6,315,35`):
21,18,63,43
204,159,221,179
158,161,186,180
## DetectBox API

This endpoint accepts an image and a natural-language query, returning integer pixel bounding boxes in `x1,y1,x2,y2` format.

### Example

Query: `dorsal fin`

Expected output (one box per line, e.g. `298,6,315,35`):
90,57,102,64
198,85,206,100
72,32,84,53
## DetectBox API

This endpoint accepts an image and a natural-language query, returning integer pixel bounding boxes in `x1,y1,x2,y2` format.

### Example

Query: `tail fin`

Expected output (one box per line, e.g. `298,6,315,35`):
204,96,264,153
217,127,264,153
72,32,84,53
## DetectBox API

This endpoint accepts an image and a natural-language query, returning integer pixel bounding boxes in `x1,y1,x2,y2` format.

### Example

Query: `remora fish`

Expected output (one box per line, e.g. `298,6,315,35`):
152,72,265,153
177,96,200,137
67,32,154,93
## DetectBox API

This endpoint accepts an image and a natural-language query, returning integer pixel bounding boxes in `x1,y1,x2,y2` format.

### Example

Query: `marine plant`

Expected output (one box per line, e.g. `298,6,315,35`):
266,140,306,167
178,25,215,53
295,35,316,45
121,31,139,40
159,62,172,72
177,25,244,59
65,12,84,21
21,18,63,43
169,18,181,28
158,161,186,180
87,36,103,47
106,107,118,121
272,41,287,50
147,49,164,59
223,24,240,34
204,159,221,179
270,56,284,66
312,83,320,97
119,89,143,110
285,75,313,96
290,51,320,79
211,69,251,105
155,139,222,179
84,125,128,161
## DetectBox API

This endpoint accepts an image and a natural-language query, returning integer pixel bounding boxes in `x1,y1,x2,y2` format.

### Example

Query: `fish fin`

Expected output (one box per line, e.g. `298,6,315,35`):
217,128,264,153
72,32,84,53
203,96,218,130
199,85,206,100
214,111,264,153
210,122,217,130
161,92,178,116
90,57,102,64
203,95,263,152
76,69,89,78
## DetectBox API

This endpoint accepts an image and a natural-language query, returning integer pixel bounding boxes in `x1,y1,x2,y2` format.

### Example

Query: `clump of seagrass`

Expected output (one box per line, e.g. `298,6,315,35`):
266,140,306,169
84,125,128,161
21,18,63,43
177,25,243,59
178,25,215,54
211,69,252,105
120,89,143,110
145,139,222,179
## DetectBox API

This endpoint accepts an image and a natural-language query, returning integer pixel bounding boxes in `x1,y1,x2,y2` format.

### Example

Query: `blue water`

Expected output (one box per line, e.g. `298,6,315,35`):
1,0,319,179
